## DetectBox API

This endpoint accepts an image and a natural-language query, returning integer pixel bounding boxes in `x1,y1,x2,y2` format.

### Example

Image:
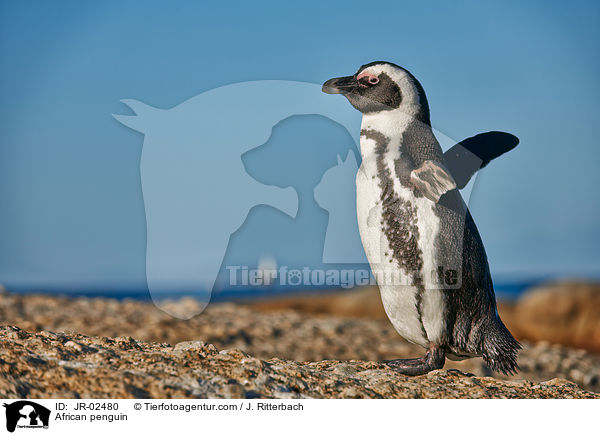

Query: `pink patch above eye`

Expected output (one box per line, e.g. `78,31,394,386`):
357,72,379,84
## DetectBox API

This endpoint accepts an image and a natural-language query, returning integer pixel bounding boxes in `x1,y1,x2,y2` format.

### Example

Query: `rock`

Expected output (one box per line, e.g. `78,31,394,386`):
503,281,600,352
64,340,83,352
0,291,599,393
155,297,205,320
0,326,595,399
247,286,388,319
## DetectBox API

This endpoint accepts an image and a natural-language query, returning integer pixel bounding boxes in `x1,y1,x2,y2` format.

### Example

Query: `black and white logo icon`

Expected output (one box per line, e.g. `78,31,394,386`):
3,401,50,433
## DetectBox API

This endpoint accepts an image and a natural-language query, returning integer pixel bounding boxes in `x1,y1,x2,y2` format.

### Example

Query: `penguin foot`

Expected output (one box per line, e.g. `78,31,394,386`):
384,345,445,376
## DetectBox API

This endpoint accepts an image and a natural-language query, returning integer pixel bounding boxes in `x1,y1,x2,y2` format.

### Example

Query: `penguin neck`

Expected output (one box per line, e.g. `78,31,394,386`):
359,110,416,160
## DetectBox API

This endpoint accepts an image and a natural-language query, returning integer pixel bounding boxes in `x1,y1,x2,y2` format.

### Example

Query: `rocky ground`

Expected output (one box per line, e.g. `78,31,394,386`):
0,326,596,399
0,283,598,398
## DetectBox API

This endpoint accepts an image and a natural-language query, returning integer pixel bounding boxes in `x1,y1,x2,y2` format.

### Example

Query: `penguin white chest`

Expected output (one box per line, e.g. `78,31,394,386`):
356,137,446,348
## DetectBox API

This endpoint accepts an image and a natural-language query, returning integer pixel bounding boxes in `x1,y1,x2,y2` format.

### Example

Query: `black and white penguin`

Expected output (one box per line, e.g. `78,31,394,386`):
322,61,520,375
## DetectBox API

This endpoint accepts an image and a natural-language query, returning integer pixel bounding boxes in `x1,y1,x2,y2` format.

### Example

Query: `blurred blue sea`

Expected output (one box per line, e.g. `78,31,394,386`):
5,280,539,303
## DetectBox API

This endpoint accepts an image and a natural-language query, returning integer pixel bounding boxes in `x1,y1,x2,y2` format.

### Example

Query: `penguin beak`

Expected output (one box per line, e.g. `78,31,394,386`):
322,75,359,95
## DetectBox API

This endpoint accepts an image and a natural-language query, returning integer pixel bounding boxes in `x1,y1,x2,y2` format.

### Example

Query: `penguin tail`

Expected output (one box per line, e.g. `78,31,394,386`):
481,316,522,375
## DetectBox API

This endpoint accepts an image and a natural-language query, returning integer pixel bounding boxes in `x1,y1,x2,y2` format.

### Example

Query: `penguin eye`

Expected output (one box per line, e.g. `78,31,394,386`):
357,72,380,86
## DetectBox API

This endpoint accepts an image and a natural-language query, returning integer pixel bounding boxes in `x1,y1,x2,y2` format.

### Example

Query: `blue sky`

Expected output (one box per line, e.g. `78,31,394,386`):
1,0,599,292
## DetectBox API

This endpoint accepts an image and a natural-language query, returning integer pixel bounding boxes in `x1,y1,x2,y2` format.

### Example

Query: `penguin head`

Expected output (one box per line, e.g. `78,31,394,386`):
322,61,430,124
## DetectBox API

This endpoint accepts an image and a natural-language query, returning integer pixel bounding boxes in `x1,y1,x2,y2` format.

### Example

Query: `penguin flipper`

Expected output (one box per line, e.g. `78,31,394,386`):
444,131,519,189
410,160,457,202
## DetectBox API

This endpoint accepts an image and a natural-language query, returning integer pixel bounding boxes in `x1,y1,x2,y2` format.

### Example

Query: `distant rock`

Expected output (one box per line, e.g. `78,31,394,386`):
501,281,600,352
247,286,388,319
0,326,595,399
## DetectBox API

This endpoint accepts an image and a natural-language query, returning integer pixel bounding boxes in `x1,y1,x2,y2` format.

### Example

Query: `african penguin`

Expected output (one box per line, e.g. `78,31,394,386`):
322,61,520,375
